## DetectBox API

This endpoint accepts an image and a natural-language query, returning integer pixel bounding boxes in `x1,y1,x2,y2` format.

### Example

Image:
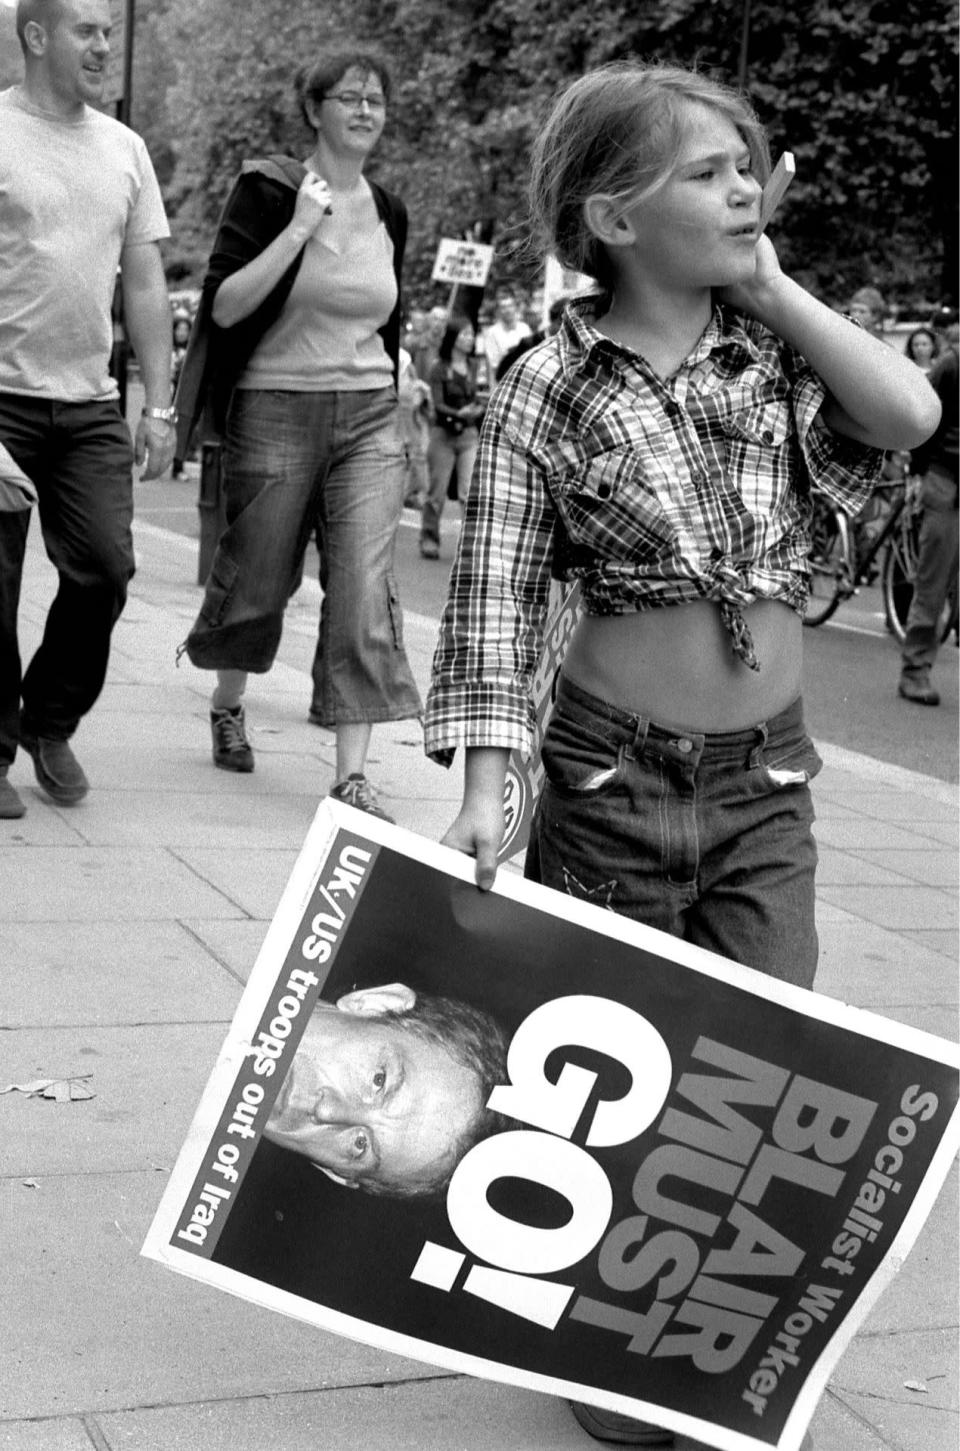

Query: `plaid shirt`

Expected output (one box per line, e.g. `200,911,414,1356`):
425,296,883,762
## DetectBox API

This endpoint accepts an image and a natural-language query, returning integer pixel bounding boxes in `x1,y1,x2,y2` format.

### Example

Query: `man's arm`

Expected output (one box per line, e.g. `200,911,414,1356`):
120,240,174,481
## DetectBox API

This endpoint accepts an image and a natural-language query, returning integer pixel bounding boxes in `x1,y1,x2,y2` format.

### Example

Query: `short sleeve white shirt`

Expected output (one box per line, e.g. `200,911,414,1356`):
0,86,170,401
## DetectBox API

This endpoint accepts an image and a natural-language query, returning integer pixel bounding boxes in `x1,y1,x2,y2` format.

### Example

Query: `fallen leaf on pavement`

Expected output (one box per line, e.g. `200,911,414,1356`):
903,1380,928,1393
0,1074,94,1101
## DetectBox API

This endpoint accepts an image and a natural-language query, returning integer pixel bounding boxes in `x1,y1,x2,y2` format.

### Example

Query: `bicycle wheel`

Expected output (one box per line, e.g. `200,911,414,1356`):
883,508,956,644
805,498,851,627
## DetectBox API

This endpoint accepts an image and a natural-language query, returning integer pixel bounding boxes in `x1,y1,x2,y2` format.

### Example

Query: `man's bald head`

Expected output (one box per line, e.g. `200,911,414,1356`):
16,0,66,54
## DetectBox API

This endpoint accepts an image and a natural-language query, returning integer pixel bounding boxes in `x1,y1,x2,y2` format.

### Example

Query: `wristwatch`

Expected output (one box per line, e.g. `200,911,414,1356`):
142,405,178,425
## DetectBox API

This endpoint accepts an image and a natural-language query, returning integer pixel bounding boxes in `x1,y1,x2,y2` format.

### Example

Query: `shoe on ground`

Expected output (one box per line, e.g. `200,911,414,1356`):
210,704,254,772
329,772,395,823
0,769,25,819
898,675,940,706
18,722,88,804
569,1402,673,1445
419,538,440,559
307,706,324,727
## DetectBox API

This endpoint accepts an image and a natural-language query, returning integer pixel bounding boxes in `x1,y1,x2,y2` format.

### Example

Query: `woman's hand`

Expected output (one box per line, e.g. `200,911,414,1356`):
291,172,332,240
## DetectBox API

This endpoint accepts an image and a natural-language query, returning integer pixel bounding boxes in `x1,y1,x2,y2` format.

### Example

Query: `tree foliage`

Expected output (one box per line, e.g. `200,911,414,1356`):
8,0,948,310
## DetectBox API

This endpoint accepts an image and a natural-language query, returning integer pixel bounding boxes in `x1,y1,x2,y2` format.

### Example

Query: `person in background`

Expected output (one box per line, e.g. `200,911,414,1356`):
419,315,485,560
396,344,431,508
847,285,887,338
480,287,531,377
904,326,939,375
897,306,958,706
845,286,899,575
411,304,447,386
178,49,420,822
0,0,174,822
495,296,566,382
169,310,193,478
425,62,938,1444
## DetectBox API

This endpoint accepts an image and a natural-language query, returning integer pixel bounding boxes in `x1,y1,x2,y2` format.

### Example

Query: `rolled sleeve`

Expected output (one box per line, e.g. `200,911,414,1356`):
424,407,556,763
789,348,886,516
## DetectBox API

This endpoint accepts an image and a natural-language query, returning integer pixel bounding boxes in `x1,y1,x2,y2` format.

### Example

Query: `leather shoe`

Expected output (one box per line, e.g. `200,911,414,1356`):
569,1402,673,1445
19,723,89,804
419,539,440,559
898,676,940,706
0,770,25,819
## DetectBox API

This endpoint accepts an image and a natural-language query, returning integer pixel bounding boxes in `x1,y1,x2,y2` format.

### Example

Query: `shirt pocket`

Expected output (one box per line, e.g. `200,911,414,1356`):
541,431,679,563
722,381,796,450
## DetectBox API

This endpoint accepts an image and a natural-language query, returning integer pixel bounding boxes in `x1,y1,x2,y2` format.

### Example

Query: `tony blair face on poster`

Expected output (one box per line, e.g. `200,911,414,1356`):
261,983,511,1198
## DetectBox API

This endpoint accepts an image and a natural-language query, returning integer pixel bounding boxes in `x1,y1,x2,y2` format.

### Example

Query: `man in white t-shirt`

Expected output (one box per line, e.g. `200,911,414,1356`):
480,288,531,377
0,0,174,819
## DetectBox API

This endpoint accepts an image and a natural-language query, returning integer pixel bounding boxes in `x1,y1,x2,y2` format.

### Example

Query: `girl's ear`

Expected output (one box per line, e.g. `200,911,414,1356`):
584,194,638,250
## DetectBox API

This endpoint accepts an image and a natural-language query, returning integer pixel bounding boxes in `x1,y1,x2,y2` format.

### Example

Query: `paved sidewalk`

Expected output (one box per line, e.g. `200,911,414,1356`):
1,518,957,1451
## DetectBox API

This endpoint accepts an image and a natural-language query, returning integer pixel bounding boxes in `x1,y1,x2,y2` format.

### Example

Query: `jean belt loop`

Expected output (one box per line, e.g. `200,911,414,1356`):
628,714,648,761
748,718,769,770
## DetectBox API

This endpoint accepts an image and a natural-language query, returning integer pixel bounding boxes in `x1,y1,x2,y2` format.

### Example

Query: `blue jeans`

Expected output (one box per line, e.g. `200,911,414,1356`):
901,467,959,677
0,393,134,766
420,424,479,547
185,388,421,726
526,675,822,987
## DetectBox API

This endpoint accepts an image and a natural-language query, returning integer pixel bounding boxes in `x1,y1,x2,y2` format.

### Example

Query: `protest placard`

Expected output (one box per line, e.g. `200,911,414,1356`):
431,237,495,287
143,800,959,1451
500,580,580,861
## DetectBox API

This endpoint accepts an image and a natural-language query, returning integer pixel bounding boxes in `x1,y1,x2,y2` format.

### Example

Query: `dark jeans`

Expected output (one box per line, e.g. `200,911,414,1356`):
0,394,134,767
526,675,822,988
901,467,959,678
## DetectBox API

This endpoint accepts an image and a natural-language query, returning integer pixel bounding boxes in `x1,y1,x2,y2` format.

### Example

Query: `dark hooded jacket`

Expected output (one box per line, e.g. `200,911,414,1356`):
174,156,407,460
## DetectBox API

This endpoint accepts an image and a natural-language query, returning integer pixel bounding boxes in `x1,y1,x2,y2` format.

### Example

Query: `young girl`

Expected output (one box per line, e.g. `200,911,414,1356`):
425,62,939,1442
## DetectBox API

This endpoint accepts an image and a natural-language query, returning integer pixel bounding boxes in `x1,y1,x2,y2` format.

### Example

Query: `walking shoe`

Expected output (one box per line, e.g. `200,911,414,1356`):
0,769,25,819
210,705,254,772
569,1402,674,1445
329,772,395,822
419,538,440,559
898,675,940,706
18,722,89,805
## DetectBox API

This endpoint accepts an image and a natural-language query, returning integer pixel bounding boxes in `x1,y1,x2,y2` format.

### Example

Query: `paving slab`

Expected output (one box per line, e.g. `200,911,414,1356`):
815,923,959,1007
173,847,300,919
180,919,272,982
0,1422,95,1451
817,884,958,932
0,921,241,1026
3,846,245,924
0,1173,429,1420
0,1024,234,1174
95,1380,581,1451
51,789,320,850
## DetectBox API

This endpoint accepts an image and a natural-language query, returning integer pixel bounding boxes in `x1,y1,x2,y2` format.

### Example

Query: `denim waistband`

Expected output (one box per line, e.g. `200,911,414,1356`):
555,672,805,766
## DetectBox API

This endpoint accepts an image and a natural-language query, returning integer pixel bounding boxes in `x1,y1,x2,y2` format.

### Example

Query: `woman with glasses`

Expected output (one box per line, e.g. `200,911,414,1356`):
177,51,420,821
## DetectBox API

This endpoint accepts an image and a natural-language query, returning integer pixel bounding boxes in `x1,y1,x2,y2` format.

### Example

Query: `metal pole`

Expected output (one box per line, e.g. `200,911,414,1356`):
119,0,134,126
737,0,752,89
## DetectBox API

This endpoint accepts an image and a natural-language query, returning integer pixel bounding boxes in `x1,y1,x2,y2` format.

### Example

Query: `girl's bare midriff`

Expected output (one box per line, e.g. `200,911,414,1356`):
563,598,803,733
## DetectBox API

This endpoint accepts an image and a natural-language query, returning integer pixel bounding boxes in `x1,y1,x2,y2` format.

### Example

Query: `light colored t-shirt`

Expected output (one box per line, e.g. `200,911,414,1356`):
481,318,531,375
0,86,170,402
239,220,396,393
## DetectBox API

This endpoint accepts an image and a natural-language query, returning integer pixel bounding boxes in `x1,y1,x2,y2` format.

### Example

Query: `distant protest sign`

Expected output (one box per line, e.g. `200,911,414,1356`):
431,237,495,287
143,800,960,1451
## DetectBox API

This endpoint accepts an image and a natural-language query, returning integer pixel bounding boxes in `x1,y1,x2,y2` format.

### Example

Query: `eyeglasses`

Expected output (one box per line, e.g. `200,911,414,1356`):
322,91,386,112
